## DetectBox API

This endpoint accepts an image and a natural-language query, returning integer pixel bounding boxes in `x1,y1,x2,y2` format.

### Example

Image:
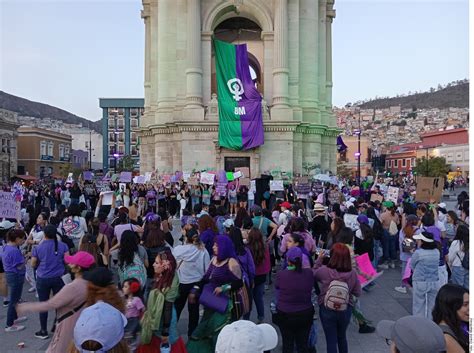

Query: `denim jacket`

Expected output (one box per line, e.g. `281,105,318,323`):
410,248,439,282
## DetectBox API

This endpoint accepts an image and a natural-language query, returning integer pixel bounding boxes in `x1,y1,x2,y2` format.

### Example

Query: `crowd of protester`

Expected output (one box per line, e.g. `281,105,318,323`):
0,177,469,353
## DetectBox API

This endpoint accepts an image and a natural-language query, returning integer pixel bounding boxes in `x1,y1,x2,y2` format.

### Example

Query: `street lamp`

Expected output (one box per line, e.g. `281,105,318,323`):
354,107,361,187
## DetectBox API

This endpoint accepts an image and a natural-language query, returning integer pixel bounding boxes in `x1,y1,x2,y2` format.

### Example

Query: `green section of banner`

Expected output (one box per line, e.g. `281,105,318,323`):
214,40,242,150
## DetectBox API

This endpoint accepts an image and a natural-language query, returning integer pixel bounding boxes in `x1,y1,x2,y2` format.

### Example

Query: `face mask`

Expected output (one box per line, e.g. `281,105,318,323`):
287,265,296,271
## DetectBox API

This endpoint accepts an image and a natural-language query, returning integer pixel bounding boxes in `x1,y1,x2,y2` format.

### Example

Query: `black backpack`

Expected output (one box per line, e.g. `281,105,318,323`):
57,228,75,251
458,251,469,270
372,220,384,241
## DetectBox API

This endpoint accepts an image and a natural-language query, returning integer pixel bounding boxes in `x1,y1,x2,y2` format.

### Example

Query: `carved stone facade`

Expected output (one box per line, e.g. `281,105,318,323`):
140,0,339,178
0,109,20,182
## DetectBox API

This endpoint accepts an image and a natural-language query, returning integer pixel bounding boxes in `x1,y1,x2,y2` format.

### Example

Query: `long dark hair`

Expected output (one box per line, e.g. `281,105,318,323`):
118,230,138,267
234,207,249,228
432,284,469,351
359,223,373,241
153,248,177,291
247,228,265,266
228,227,246,256
454,224,469,253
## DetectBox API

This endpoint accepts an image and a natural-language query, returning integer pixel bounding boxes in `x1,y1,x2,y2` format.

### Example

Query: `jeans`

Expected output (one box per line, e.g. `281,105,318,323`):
174,282,200,337
437,265,448,290
381,231,397,262
245,278,266,321
372,239,381,268
319,305,352,353
248,199,254,211
36,276,65,331
277,307,314,353
412,281,438,319
5,272,25,327
451,266,469,289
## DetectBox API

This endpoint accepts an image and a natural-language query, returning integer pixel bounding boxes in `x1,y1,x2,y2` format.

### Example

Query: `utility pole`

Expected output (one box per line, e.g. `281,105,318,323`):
89,130,92,170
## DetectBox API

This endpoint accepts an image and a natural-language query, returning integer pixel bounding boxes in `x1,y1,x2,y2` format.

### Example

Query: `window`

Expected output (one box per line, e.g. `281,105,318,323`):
130,108,138,117
405,159,410,168
412,158,416,167
394,159,398,167
117,132,124,143
108,108,118,116
131,145,139,156
117,118,124,130
109,132,115,142
47,167,53,175
117,108,124,116
85,141,89,149
47,142,53,156
59,144,65,158
388,160,392,168
109,158,116,168
118,144,125,154
108,119,115,129
402,159,406,167
65,146,70,159
140,108,145,115
40,141,47,156
109,146,116,155
131,118,138,128
386,160,390,168
131,132,137,144
73,155,77,163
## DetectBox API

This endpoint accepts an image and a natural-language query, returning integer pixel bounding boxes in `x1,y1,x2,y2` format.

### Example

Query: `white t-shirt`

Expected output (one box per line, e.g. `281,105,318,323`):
60,216,88,240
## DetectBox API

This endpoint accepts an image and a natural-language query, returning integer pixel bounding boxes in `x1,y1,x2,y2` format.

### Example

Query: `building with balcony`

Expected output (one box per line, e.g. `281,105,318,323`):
99,98,144,171
17,126,72,178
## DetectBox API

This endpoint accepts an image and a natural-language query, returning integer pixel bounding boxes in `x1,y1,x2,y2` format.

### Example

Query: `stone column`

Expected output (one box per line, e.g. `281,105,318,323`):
261,31,274,105
318,0,327,126
201,31,213,109
141,1,151,114
157,0,176,118
184,0,204,119
271,0,292,121
288,0,302,121
299,0,319,123
326,1,336,127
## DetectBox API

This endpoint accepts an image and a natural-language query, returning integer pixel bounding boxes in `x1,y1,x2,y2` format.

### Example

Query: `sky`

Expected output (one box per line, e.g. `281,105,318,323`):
0,0,469,121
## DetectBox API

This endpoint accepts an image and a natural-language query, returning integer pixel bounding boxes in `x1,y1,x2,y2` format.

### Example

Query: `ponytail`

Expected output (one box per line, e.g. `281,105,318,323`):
53,235,58,256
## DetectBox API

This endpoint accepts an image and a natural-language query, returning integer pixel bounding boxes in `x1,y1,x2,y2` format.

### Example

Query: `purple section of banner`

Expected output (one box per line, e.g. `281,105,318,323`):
235,44,264,150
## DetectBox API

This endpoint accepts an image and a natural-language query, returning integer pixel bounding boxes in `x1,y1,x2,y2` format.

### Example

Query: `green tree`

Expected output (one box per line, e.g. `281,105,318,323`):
413,156,450,177
116,154,135,172
337,162,352,179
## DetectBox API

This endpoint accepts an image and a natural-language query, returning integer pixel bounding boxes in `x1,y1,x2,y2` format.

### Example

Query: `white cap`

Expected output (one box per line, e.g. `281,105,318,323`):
216,320,278,353
438,203,447,209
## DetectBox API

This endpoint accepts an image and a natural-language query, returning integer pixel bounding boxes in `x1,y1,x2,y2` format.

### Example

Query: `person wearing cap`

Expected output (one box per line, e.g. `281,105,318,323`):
278,201,292,226
394,214,419,294
17,251,95,353
30,224,70,339
0,219,17,307
410,231,439,318
216,320,278,353
376,315,446,353
274,246,314,352
310,203,332,247
172,227,210,337
69,301,128,353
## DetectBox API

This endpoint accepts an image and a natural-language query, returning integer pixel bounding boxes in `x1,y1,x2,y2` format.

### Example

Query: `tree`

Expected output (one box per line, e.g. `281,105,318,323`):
337,161,352,179
116,154,135,173
413,156,450,177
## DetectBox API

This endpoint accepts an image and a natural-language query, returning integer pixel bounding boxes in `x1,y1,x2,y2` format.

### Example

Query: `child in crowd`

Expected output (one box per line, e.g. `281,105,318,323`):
123,277,145,352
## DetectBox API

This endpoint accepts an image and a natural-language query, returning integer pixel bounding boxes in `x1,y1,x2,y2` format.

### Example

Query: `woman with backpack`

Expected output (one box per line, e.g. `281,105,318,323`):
394,214,419,294
59,204,88,251
448,224,469,289
313,243,362,353
274,246,314,353
432,283,469,353
379,203,400,270
117,231,147,289
79,217,109,268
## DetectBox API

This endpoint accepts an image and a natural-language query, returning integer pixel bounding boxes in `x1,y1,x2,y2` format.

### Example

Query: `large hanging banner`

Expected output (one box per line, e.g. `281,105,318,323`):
214,39,264,150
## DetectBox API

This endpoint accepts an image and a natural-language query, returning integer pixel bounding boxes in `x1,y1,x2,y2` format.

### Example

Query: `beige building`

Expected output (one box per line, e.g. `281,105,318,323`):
417,144,469,178
0,109,20,182
139,0,339,178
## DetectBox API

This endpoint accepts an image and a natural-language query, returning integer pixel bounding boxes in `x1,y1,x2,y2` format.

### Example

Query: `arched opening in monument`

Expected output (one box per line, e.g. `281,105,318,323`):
211,17,263,95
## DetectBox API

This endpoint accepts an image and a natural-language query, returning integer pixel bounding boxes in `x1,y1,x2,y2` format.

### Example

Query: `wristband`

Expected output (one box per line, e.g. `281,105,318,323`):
221,284,231,292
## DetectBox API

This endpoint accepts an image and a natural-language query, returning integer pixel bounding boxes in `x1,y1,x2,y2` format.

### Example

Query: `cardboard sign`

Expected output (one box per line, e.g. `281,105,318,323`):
386,187,399,204
96,181,111,193
120,172,132,183
415,177,444,203
235,167,249,179
111,174,120,182
136,175,146,184
226,172,234,181
297,182,311,194
355,253,383,288
343,214,359,231
119,183,127,193
200,172,215,185
144,172,152,183
270,180,284,191
370,193,384,203
239,177,250,187
0,192,20,220
233,171,243,179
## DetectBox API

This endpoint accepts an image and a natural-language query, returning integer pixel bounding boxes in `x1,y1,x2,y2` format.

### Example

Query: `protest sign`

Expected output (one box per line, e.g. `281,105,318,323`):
162,174,171,183
0,192,20,220
120,172,132,183
66,173,74,184
239,178,250,187
111,174,120,182
370,193,384,203
296,177,311,194
95,181,111,193
226,172,234,181
235,167,250,179
343,214,359,231
250,180,256,193
355,253,383,288
200,172,215,185
415,177,444,203
386,187,399,203
216,182,228,197
270,180,284,191
83,171,93,181
119,183,127,193
183,172,191,182
101,191,114,206
136,175,146,184
145,172,152,183
233,171,243,179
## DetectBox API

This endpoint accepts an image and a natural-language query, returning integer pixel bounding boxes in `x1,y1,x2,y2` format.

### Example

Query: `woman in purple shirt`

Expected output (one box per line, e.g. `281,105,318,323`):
2,229,27,332
274,246,315,353
31,224,69,339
